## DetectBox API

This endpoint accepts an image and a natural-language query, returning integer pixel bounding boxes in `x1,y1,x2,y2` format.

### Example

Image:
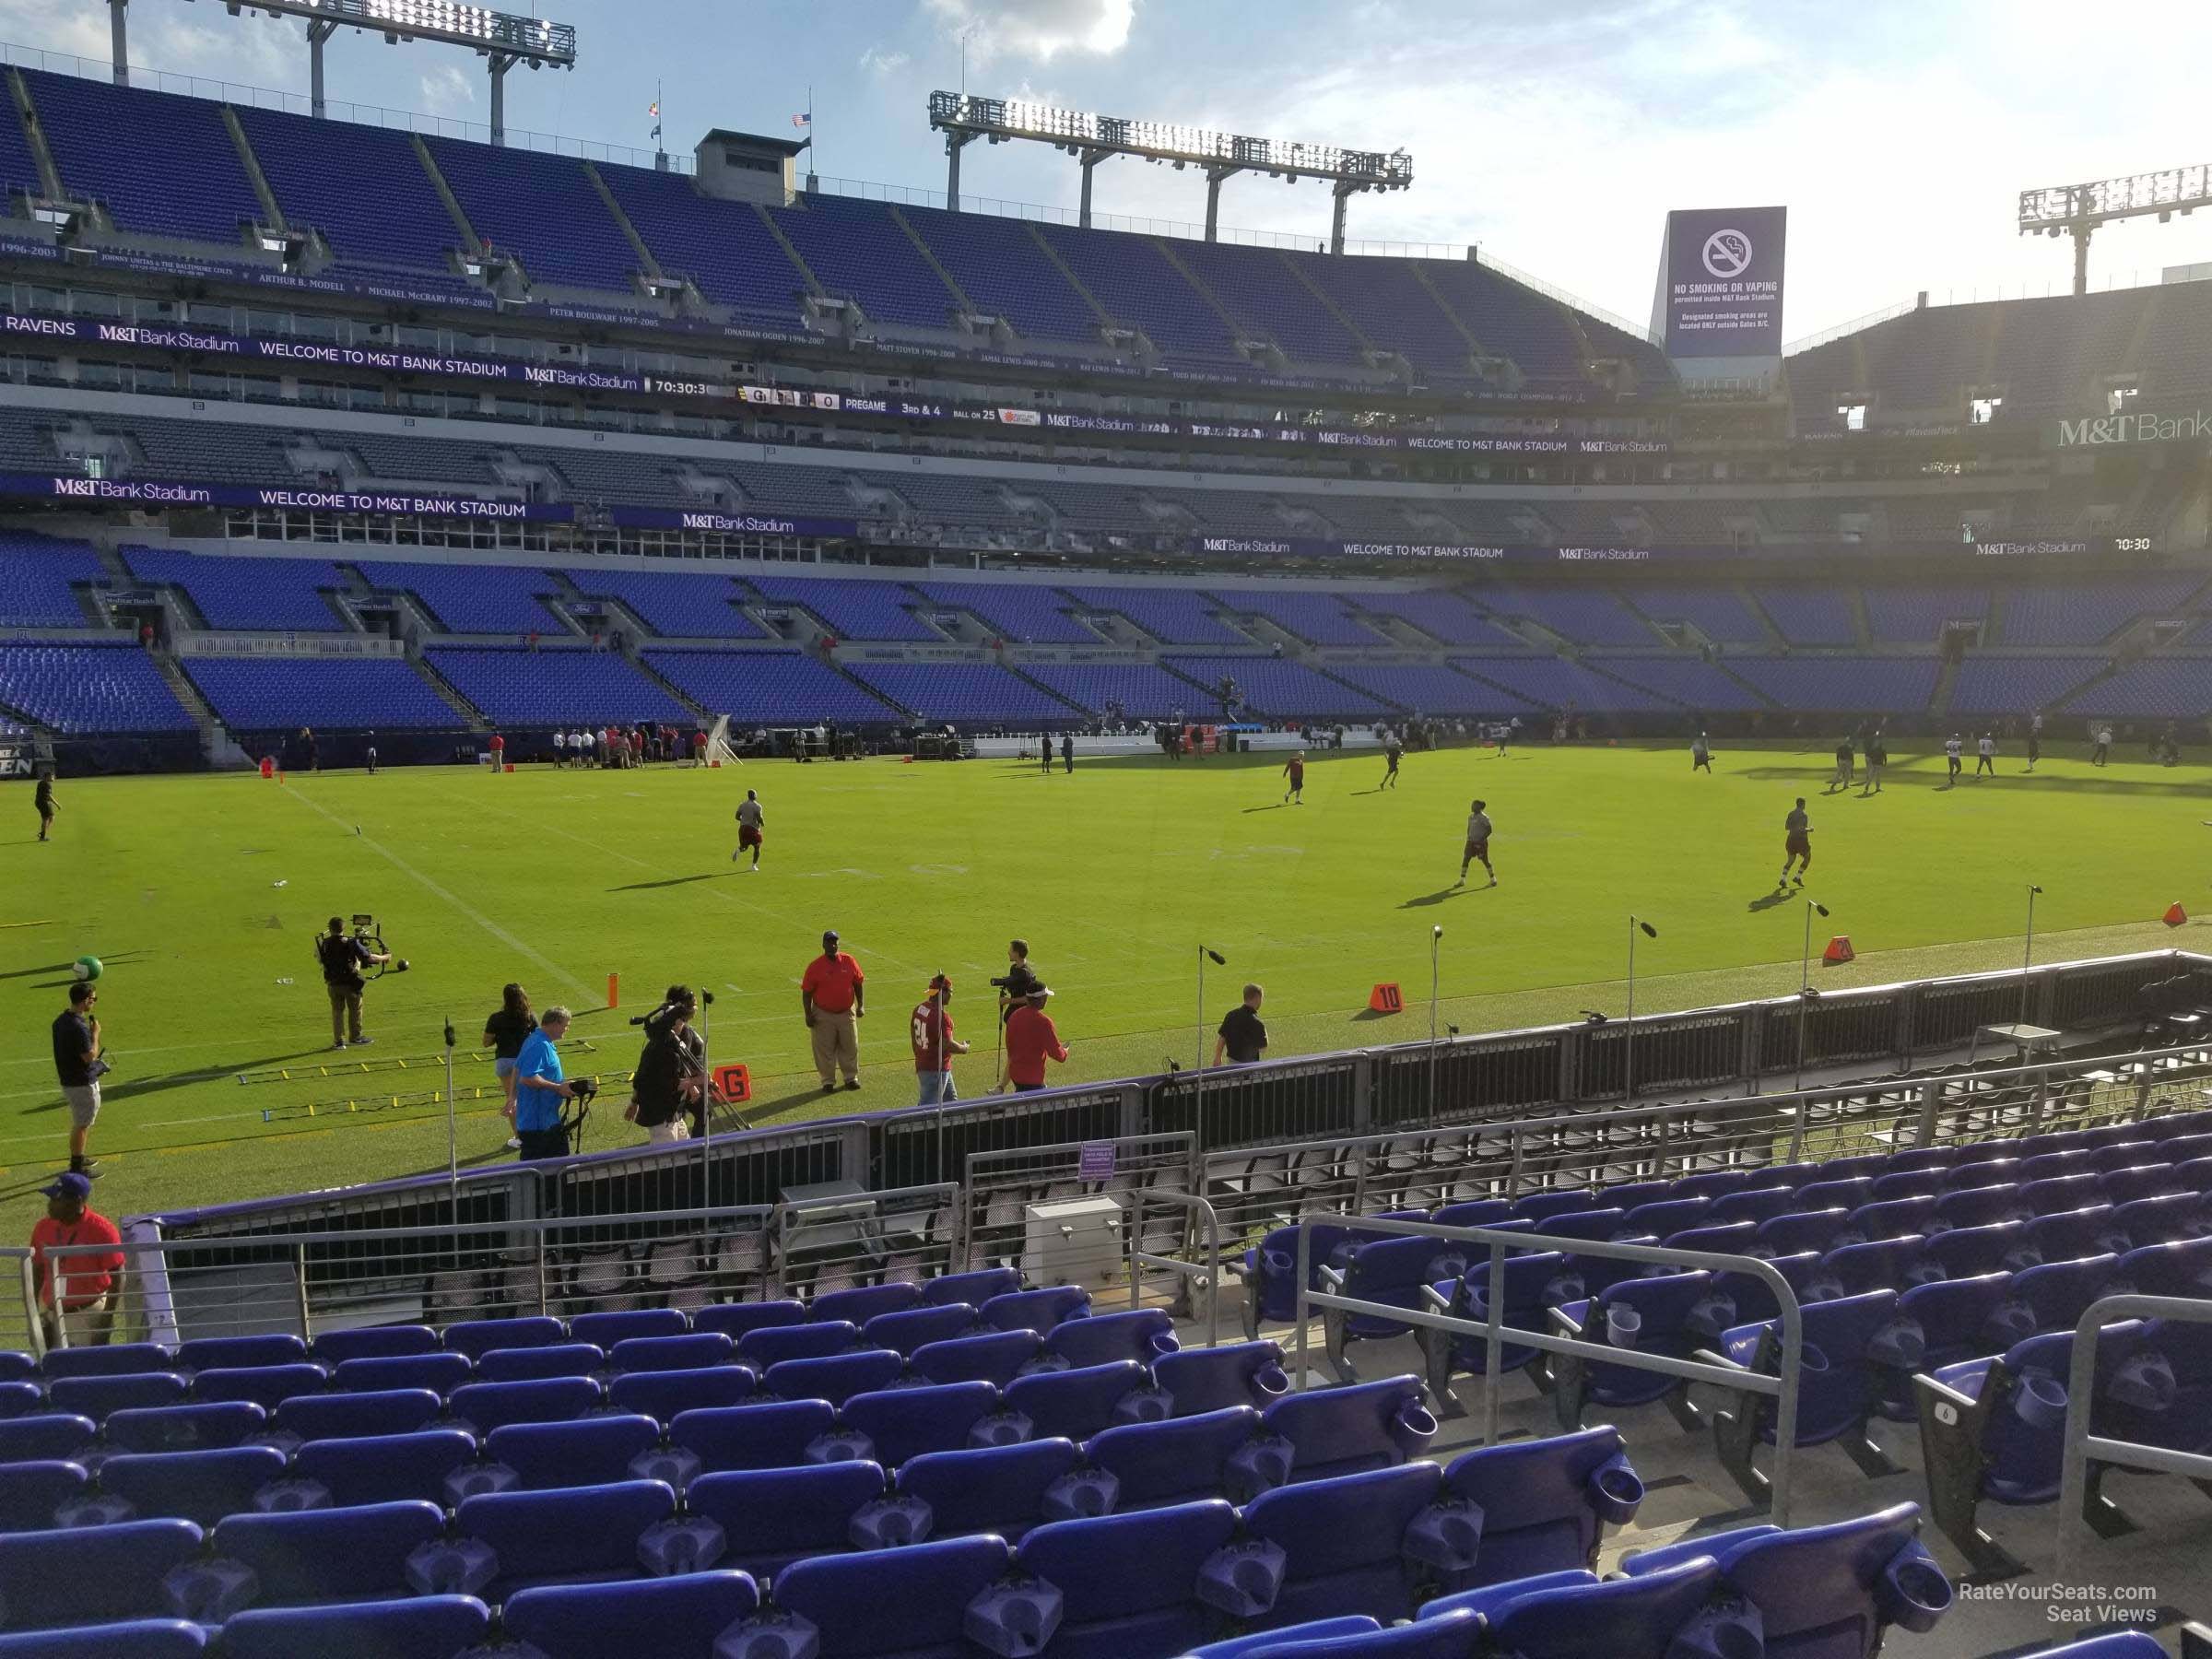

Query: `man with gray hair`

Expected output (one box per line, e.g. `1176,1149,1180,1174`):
512,1005,577,1159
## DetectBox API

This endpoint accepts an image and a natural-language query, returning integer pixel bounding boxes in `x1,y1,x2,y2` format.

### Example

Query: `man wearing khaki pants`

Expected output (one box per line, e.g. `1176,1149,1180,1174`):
800,929,865,1093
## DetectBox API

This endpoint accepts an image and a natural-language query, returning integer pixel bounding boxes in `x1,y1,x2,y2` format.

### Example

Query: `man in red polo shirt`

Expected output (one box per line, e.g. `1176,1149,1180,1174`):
800,929,865,1092
1003,990,1069,1093
29,1171,124,1349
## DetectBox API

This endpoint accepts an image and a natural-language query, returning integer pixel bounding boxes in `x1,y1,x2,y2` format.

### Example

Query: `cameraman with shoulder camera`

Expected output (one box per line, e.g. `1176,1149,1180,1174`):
316,916,387,1050
512,1006,579,1160
629,985,706,1146
991,939,1041,1026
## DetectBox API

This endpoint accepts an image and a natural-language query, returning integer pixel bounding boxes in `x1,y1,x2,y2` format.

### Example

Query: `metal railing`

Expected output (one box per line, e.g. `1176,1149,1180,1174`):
2053,1294,2212,1583
1291,1216,1810,1524
137,948,2212,1248
1128,1191,1222,1349
33,1201,895,1351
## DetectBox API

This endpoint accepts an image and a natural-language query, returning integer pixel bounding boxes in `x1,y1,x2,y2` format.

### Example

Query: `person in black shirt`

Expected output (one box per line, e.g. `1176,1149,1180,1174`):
993,939,1042,1025
52,981,102,1177
482,983,536,1152
34,768,55,841
315,917,387,1050
1213,983,1267,1067
629,985,706,1144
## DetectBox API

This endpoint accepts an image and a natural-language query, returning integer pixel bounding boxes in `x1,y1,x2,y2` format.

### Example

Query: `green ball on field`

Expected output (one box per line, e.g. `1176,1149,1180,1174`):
73,955,102,982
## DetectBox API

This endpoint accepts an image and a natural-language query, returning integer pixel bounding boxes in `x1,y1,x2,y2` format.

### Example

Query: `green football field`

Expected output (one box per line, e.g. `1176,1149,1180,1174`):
4,736,2208,1234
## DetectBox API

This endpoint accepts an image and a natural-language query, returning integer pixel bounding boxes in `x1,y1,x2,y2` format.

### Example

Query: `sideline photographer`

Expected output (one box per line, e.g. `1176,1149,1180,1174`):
316,916,388,1051
512,1005,580,1160
990,939,1041,1025
629,984,706,1146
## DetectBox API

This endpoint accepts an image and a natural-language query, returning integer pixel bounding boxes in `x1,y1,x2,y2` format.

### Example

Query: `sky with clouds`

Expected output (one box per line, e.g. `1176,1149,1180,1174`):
11,0,2212,342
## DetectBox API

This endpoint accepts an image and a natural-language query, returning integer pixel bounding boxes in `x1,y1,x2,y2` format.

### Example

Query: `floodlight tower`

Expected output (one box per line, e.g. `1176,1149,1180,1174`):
2019,163,2212,294
927,91,1413,252
163,0,577,140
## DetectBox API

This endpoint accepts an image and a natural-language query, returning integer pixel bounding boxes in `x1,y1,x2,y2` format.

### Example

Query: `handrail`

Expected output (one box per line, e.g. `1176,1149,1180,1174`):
1290,1215,1809,1525
1129,1191,1222,1350
139,945,2212,1234
2053,1292,2212,1583
38,1201,781,1350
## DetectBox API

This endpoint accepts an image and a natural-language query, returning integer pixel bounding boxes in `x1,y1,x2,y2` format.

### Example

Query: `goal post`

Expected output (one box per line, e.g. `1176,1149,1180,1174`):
706,712,744,768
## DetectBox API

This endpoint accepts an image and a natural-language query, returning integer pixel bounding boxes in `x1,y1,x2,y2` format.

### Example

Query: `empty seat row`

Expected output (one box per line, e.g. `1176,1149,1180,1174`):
2,1365,1435,1544
0,1421,1650,1645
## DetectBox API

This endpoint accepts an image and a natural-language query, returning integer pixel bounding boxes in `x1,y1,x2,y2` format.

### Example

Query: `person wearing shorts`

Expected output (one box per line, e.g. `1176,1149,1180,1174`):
52,981,101,1178
1780,797,1812,888
1282,752,1306,805
1459,798,1495,887
734,789,765,871
483,983,537,1153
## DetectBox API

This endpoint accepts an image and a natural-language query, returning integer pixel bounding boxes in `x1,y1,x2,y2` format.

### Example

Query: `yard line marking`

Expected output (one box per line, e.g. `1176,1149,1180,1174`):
461,794,936,980
283,786,592,997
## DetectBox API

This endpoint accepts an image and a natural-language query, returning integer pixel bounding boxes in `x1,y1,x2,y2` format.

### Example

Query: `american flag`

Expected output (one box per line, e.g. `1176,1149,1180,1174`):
792,111,811,128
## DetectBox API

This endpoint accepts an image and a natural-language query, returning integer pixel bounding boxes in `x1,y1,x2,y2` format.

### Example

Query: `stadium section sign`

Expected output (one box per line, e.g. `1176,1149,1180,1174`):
1653,206,1786,358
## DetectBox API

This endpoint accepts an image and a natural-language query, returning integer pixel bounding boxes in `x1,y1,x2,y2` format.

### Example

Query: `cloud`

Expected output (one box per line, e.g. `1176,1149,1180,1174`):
0,0,296,88
924,0,1135,67
418,61,476,115
859,45,911,78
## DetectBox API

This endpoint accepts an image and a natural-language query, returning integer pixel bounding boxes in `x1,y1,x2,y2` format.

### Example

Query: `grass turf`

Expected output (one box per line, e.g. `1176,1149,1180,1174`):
3,737,2207,1233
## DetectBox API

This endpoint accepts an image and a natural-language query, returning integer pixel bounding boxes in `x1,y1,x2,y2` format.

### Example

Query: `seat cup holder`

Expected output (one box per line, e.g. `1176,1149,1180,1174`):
2014,1373,2068,1429
1881,1555,1955,1633
1606,1307,1642,1349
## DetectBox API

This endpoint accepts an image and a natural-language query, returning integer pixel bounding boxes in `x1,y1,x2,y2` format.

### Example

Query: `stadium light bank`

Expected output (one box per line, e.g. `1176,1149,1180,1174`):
2019,161,2212,295
154,0,576,141
927,90,1412,253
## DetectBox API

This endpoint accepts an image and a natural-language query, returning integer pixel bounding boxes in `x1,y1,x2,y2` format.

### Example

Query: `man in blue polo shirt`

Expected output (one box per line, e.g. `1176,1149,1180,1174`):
512,1005,575,1160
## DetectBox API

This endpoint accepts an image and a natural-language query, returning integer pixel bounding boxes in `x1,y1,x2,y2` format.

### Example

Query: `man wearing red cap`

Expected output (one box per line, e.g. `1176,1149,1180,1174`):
911,975,970,1106
29,1172,123,1350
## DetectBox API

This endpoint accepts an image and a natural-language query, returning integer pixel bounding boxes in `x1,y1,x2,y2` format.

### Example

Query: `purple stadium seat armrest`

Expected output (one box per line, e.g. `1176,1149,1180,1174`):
1422,1280,1455,1312
1867,1316,1927,1370
1226,1432,1294,1498
1042,1466,1119,1521
1552,1300,1591,1336
1197,1538,1288,1618
1687,1293,1737,1341
1401,1497,1483,1573
1112,1385,1172,1424
2106,1351,2178,1411
406,1535,500,1597
965,1576,1063,1657
1877,1536,1955,1634
631,1445,701,1488
717,1611,821,1659
971,1410,1032,1448
639,1514,727,1575
445,1462,519,1502
1670,1598,1764,1659
163,1556,259,1624
252,1477,332,1512
849,1495,933,1548
805,1429,876,1464
1588,1450,1645,1524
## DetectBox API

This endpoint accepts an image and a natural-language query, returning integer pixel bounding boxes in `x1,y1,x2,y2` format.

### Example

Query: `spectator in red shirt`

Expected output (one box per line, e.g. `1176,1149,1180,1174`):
1003,991,1068,1093
488,732,505,773
800,930,865,1092
30,1172,124,1350
912,974,970,1106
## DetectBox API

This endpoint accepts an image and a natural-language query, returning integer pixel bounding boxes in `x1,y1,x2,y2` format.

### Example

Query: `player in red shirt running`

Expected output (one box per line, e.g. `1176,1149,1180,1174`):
911,974,970,1106
1281,751,1306,806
